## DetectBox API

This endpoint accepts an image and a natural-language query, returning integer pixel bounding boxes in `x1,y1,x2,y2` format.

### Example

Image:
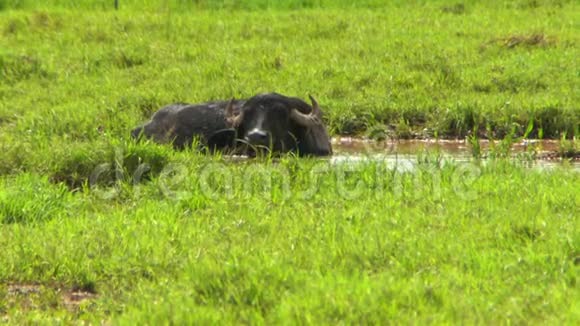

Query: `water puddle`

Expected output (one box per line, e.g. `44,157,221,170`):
330,138,580,171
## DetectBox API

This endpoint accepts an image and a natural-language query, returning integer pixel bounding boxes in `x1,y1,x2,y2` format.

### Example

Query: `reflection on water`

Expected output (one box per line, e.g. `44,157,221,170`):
330,138,580,171
330,154,420,172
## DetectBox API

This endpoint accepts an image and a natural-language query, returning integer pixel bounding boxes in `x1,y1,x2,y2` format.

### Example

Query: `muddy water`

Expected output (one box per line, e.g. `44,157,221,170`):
330,138,580,171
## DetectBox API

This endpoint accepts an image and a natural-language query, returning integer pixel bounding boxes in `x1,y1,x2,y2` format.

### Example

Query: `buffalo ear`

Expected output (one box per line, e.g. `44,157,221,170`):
225,98,243,127
207,128,236,151
225,98,235,117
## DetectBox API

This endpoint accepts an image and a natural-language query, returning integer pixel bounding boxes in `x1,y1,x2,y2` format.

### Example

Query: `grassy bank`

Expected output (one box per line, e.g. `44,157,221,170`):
1,1,579,323
1,153,579,323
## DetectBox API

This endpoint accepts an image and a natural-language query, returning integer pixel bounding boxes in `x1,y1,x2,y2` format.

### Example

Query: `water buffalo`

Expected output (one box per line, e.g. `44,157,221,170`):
131,93,332,156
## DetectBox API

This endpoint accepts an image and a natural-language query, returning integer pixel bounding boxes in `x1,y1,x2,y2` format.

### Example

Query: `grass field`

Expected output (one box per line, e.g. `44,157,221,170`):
1,155,579,323
1,0,579,323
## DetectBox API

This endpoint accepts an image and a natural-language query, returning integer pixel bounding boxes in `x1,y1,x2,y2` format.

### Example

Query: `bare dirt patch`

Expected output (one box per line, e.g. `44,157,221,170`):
441,3,466,14
503,34,554,48
7,283,42,295
3,282,98,313
485,33,557,49
62,287,98,310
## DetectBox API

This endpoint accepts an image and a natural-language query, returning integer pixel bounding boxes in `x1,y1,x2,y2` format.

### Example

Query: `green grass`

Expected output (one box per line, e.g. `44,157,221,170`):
0,0,578,145
0,154,579,323
0,0,579,323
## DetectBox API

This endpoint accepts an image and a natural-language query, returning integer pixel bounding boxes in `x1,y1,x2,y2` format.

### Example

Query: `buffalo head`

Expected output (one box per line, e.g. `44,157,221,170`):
224,93,331,156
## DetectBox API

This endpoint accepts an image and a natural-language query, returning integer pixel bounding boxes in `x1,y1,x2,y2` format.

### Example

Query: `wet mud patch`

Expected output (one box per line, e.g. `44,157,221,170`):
331,138,580,166
332,137,568,154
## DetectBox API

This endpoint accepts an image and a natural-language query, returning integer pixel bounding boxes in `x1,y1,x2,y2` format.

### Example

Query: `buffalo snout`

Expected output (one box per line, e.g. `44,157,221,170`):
245,128,270,146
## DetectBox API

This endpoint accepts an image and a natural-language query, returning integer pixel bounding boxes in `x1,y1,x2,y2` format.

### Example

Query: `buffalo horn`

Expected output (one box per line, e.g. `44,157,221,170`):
308,95,321,117
290,95,322,127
